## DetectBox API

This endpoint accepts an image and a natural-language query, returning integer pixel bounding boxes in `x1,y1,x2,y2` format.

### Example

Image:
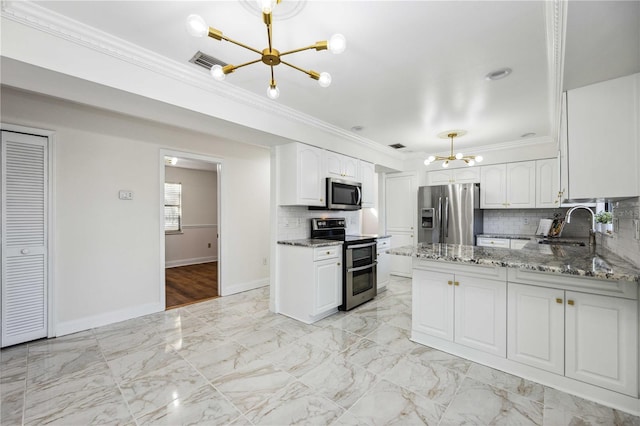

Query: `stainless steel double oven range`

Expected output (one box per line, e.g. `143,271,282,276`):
310,218,377,311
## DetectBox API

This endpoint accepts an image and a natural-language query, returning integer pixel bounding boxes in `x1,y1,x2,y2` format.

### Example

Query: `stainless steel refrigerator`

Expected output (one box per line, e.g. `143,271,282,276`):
418,183,483,245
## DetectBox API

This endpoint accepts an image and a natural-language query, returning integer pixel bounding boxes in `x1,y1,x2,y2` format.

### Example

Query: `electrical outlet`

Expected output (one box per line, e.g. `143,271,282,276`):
118,190,133,200
207,243,211,248
523,218,529,225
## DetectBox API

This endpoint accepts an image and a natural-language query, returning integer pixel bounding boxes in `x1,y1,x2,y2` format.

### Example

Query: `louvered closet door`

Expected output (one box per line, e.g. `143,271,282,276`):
1,131,48,347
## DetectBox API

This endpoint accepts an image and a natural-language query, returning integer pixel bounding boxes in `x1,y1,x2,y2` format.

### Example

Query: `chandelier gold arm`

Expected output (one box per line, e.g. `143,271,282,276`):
221,59,262,75
280,60,320,80
207,29,263,55
280,41,328,57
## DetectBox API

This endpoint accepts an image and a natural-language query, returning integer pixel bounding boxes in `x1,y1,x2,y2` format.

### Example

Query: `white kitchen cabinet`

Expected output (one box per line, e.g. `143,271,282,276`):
413,266,507,357
277,244,342,324
385,172,416,277
480,162,535,209
360,160,375,208
509,239,530,250
376,237,391,291
536,158,561,208
508,283,565,375
565,291,637,396
277,143,325,206
477,237,510,248
325,151,359,180
566,73,639,199
426,168,480,186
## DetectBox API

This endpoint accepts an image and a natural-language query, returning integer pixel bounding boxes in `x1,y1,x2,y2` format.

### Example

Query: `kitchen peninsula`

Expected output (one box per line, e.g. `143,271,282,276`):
391,241,640,415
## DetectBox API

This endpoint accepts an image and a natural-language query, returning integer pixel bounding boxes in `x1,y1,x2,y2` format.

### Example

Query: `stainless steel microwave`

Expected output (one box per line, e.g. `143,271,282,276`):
326,178,362,210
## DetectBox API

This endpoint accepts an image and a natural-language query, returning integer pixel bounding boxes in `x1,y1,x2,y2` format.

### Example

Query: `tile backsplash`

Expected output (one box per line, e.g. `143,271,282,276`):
483,208,592,238
277,206,361,240
598,197,640,268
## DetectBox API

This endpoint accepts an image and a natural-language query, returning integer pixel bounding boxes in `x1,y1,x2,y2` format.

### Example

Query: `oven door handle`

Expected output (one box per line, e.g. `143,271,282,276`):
347,241,377,250
347,262,377,273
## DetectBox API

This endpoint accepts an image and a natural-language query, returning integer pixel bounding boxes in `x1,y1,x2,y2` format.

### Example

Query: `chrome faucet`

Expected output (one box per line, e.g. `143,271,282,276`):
565,205,596,246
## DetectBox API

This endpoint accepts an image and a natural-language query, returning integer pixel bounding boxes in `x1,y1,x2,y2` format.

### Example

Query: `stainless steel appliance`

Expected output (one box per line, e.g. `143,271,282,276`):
418,183,483,245
325,178,362,210
310,218,377,310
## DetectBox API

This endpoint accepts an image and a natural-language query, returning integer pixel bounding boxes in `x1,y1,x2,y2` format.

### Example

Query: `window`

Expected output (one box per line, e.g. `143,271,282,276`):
164,182,182,233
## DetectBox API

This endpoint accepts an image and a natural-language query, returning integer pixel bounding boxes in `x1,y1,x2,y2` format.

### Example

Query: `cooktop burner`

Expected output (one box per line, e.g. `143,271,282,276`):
310,218,376,244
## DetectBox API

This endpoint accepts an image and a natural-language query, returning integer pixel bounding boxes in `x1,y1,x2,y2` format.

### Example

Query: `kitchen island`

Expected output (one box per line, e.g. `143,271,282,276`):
391,241,640,416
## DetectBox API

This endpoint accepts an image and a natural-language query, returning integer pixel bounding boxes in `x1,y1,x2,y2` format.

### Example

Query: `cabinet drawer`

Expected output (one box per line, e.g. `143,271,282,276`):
377,237,391,251
314,246,341,261
477,237,510,248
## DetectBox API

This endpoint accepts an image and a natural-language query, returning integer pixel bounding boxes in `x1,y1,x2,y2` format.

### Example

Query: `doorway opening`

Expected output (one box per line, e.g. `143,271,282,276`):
160,150,222,310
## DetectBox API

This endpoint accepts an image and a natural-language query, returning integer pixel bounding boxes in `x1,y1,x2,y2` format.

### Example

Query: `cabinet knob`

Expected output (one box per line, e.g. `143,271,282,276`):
556,298,563,304
326,251,331,255
448,280,453,286
320,198,323,202
21,248,30,255
567,300,575,306
454,281,460,286
337,263,341,266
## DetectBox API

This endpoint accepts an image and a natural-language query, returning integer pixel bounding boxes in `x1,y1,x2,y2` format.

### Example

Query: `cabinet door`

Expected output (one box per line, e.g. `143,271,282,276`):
412,269,454,341
389,233,414,277
454,275,506,357
313,259,342,315
342,156,359,180
506,161,536,208
480,165,506,208
297,145,325,206
360,161,375,208
453,168,481,184
376,249,390,291
325,151,343,178
565,292,638,396
507,283,564,374
567,73,639,199
385,173,416,232
536,158,560,208
427,170,452,185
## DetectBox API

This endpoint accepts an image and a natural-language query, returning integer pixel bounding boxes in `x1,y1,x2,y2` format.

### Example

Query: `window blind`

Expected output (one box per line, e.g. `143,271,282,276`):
164,182,182,232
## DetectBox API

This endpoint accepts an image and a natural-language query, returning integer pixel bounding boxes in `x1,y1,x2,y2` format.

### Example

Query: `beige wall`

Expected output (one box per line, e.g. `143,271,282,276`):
1,87,270,335
165,166,218,267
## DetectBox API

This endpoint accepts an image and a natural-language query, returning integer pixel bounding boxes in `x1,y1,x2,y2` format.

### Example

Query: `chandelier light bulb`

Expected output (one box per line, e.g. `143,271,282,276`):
267,84,280,99
427,155,436,163
442,161,449,168
318,72,332,88
475,155,483,163
258,0,277,14
468,159,476,166
455,152,463,160
186,14,208,37
328,34,347,54
210,64,226,81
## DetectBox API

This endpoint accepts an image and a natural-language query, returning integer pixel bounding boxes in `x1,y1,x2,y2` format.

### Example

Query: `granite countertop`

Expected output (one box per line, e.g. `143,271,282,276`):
277,239,343,248
390,242,640,282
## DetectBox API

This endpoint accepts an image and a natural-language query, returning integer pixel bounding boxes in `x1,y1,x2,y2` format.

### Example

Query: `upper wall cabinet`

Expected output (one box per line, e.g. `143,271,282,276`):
536,158,561,208
277,143,325,206
426,168,480,186
481,162,536,209
565,73,639,200
360,160,375,208
325,151,359,180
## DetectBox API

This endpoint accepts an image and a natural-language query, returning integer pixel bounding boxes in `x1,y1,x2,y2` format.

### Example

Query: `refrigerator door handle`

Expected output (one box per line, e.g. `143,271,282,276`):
437,197,443,241
444,197,449,238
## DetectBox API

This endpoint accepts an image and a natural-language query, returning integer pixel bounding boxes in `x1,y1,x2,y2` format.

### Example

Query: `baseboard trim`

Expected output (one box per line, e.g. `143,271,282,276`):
55,302,164,336
222,278,269,296
165,256,217,268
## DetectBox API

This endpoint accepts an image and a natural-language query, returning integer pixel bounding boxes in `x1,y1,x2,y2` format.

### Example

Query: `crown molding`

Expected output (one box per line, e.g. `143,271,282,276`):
1,0,405,161
545,0,567,151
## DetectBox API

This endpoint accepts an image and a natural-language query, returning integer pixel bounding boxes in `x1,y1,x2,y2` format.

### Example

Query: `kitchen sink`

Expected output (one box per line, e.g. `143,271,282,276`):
538,240,586,247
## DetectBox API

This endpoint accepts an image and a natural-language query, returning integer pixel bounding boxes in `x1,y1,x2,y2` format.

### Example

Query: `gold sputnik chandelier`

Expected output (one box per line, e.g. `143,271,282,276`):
186,0,346,100
424,131,484,168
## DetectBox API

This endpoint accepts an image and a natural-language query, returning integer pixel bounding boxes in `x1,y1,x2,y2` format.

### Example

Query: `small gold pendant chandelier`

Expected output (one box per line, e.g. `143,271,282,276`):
424,131,484,168
186,0,346,100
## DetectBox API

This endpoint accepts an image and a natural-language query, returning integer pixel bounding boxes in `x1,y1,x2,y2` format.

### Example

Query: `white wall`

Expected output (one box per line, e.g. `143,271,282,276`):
1,87,270,335
165,167,218,267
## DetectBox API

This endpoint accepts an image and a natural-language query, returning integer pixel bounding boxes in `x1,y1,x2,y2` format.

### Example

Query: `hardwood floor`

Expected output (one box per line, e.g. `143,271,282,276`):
165,262,218,309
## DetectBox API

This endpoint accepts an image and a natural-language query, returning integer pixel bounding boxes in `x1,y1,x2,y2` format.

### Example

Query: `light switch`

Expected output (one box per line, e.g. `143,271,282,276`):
119,190,133,200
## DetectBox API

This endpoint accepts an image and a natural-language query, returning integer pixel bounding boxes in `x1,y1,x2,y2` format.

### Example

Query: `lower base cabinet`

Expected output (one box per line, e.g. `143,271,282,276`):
278,244,342,324
508,282,638,397
412,264,507,357
376,237,391,291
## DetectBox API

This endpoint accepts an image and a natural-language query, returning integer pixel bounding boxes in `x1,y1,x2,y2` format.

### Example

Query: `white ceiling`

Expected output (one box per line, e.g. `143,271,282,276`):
21,1,640,157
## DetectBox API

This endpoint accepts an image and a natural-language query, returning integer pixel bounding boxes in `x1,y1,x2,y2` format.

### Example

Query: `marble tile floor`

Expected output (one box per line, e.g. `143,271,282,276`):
2,277,639,425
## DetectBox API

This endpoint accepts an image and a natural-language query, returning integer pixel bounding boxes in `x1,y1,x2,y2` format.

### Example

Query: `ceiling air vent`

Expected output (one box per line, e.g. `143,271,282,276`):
389,143,406,149
189,51,228,70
